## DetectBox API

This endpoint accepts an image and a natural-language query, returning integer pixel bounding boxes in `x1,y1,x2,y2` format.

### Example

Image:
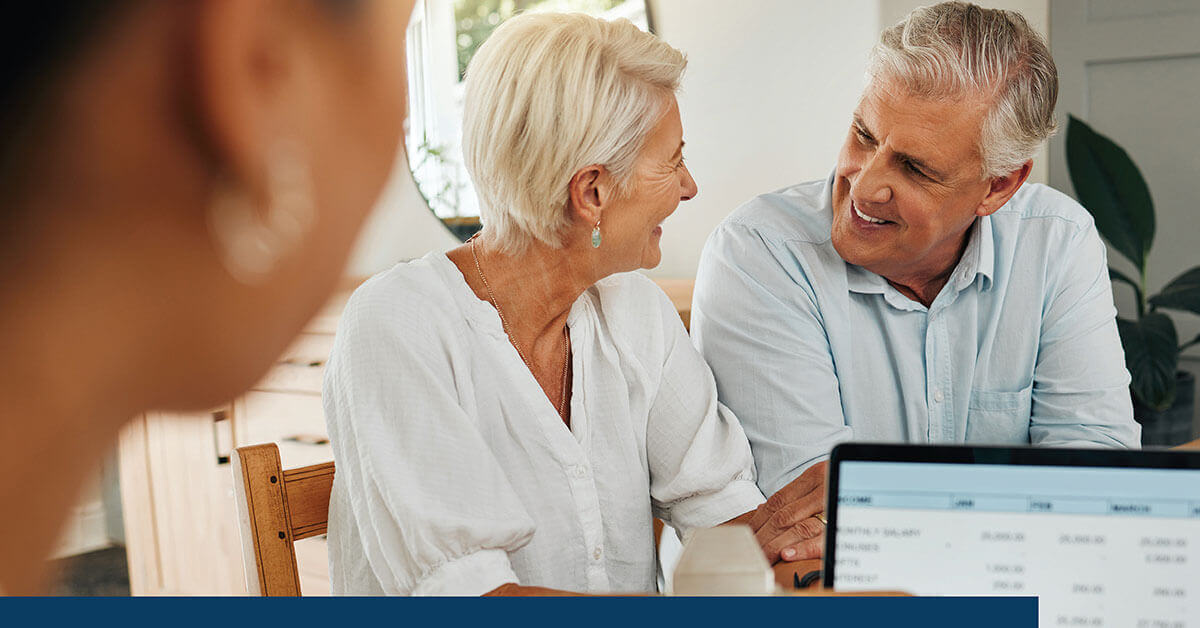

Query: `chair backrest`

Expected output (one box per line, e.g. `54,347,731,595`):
232,443,334,596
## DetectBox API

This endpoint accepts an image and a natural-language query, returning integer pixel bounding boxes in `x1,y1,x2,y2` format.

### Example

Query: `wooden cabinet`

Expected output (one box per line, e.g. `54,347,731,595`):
118,407,247,595
117,293,348,595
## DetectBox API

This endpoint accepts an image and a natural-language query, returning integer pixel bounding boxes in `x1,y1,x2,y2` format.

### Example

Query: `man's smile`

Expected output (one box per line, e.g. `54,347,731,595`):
851,201,896,226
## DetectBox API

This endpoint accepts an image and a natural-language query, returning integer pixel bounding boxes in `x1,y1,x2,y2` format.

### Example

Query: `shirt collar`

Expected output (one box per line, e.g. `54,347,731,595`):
845,264,889,295
951,215,995,292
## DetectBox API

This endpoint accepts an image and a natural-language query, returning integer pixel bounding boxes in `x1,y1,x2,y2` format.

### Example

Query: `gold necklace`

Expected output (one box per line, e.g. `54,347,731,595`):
471,238,571,422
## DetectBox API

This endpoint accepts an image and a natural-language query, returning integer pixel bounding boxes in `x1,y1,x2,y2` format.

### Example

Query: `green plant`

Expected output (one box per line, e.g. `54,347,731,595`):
1066,115,1200,411
410,135,464,218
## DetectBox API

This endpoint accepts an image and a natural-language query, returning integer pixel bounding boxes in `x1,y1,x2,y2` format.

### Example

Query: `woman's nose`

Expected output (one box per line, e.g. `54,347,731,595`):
680,164,698,201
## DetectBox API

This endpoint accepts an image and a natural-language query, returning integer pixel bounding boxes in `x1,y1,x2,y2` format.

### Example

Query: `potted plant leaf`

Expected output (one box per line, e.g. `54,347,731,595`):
1065,115,1200,446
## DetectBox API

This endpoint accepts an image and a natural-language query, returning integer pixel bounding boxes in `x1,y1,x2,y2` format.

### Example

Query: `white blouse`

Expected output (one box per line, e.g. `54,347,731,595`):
323,252,765,596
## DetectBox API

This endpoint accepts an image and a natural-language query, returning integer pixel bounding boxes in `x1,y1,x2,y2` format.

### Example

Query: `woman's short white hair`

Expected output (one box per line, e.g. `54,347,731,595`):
462,12,686,253
869,1,1058,178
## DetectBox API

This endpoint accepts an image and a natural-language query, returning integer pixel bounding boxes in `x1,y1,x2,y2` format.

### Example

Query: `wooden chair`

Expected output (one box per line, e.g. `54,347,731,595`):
231,443,672,596
232,443,334,596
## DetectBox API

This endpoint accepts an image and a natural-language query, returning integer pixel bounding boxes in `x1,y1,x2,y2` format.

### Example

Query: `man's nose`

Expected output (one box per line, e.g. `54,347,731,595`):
852,154,892,205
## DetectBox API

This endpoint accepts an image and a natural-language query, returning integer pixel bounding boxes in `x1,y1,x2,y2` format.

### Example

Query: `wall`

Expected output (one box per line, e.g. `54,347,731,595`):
347,0,886,279
52,453,122,559
347,0,1053,281
1045,2,1200,428
345,158,458,277
651,0,1052,278
647,0,881,278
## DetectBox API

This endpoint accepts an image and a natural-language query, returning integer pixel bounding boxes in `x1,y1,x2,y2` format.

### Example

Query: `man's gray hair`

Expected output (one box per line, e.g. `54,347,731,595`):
869,1,1058,177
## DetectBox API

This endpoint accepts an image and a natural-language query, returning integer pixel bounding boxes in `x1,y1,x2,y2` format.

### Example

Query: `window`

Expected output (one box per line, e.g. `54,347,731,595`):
405,0,651,238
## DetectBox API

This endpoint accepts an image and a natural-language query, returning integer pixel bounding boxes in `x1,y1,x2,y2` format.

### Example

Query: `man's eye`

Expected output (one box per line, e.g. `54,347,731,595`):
905,161,927,178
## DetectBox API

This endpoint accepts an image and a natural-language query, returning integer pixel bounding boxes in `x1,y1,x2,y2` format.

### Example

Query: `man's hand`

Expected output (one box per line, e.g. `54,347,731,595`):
748,461,828,563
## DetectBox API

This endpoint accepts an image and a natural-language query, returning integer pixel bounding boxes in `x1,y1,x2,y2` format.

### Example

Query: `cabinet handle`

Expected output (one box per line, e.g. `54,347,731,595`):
212,408,232,465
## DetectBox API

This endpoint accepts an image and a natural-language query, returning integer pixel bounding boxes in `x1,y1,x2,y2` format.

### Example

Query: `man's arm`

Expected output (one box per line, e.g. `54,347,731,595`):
691,222,851,561
692,222,851,496
1031,220,1140,447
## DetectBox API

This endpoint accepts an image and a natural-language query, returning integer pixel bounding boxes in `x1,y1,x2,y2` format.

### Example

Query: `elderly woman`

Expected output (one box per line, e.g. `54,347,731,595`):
324,12,823,596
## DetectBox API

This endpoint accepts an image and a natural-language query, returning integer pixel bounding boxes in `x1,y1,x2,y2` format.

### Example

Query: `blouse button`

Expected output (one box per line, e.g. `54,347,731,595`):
593,547,603,560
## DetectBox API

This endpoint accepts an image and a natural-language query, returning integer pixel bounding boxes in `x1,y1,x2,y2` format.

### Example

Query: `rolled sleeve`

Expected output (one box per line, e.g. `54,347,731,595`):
666,479,767,537
692,222,852,496
411,550,520,597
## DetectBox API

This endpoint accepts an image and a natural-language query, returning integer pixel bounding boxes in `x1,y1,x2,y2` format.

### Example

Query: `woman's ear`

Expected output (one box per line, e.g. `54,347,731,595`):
567,164,610,225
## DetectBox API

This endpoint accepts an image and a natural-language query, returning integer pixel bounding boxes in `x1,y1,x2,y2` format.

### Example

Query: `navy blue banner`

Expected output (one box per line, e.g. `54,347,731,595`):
3,596,1034,627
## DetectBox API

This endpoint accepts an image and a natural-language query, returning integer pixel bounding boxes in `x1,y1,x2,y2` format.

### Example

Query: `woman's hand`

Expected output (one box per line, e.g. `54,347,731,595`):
747,461,829,563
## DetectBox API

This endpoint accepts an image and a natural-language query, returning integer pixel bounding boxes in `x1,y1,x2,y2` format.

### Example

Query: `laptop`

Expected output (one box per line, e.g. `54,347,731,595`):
823,443,1200,625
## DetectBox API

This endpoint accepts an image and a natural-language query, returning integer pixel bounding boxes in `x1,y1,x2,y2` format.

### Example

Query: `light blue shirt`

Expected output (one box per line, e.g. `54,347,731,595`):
692,175,1140,496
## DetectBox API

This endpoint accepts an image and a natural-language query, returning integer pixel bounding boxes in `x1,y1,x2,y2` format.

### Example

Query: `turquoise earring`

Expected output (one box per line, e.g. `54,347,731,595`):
591,219,601,248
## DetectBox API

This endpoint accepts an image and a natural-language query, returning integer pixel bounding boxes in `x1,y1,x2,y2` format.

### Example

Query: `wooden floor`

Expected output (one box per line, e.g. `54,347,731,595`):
49,546,130,596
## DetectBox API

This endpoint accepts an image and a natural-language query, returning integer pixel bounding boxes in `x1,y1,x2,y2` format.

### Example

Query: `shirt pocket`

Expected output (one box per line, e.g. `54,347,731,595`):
965,383,1033,444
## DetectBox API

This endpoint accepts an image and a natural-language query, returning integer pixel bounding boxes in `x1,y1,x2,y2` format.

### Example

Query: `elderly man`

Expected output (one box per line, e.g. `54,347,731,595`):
692,1,1140,560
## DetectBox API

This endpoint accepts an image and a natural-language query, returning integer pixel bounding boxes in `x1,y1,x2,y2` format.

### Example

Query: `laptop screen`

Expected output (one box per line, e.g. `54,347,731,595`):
825,445,1200,626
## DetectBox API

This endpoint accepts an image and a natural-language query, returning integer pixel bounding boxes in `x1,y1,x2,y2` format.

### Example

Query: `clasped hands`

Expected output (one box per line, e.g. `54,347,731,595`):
735,461,829,564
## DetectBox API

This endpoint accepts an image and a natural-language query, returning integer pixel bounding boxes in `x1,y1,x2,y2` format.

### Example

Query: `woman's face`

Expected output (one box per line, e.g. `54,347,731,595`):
601,97,698,272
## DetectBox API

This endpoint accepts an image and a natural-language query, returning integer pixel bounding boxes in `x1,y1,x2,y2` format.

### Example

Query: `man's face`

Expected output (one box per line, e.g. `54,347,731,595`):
831,79,994,282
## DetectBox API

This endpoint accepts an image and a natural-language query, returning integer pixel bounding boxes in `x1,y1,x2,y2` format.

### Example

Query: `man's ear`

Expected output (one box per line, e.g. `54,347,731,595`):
567,164,608,225
977,160,1032,217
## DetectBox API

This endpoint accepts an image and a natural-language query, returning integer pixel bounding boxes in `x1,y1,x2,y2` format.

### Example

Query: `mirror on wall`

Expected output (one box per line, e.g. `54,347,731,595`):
405,0,654,241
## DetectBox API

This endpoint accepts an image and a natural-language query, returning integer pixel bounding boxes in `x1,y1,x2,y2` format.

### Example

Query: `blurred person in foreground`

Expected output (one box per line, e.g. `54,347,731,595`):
0,0,414,593
323,12,825,596
692,1,1140,563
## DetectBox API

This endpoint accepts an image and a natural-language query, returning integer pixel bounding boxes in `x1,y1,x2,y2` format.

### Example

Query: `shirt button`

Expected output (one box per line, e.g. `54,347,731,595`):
934,390,945,403
571,465,588,479
593,547,603,560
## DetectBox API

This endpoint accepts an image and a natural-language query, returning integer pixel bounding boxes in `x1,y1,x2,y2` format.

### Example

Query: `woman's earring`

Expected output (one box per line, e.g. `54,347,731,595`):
209,139,315,285
591,219,602,248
